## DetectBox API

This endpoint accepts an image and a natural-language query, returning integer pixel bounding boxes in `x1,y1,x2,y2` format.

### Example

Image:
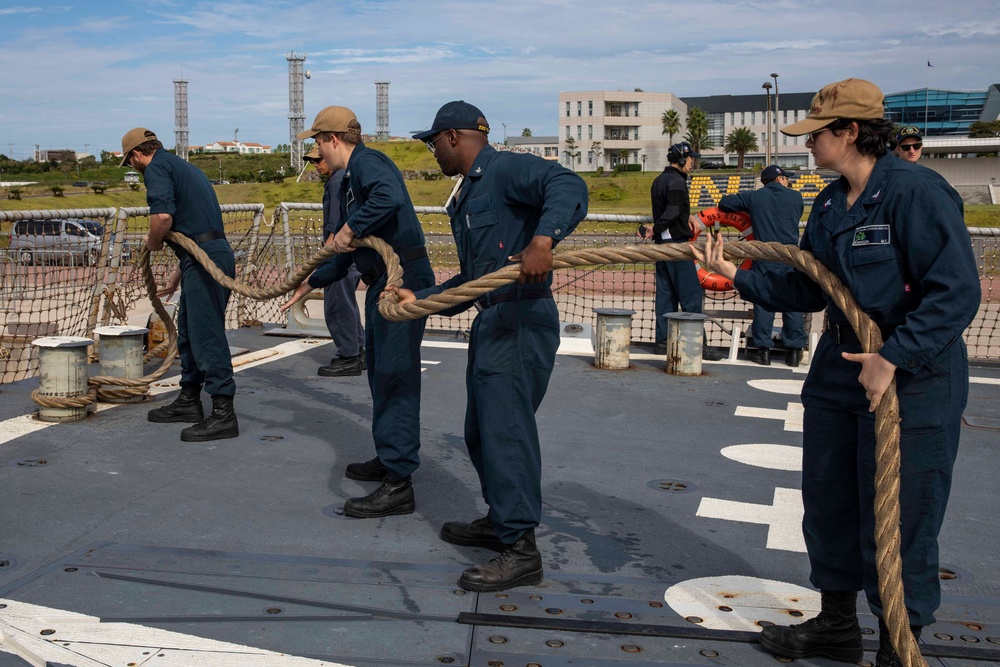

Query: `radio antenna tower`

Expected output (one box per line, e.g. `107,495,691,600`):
287,51,308,172
375,80,390,141
173,78,189,161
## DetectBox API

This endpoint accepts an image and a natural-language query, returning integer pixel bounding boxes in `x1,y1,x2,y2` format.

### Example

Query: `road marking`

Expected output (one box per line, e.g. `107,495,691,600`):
0,598,351,666
697,487,806,552
720,444,802,472
664,575,819,631
735,402,804,432
747,378,804,395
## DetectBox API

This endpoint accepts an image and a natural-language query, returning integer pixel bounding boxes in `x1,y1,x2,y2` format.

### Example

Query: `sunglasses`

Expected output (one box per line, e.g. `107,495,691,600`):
900,142,923,152
806,128,829,142
425,130,449,155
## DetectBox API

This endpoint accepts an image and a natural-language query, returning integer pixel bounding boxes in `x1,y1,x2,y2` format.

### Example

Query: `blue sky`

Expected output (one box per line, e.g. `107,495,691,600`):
1,0,997,160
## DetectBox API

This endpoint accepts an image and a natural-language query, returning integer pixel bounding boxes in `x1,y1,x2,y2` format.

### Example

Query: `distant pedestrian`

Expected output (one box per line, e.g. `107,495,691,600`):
122,127,239,442
893,125,923,163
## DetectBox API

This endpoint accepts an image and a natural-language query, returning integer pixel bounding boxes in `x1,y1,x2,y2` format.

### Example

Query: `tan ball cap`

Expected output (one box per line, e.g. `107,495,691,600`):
119,127,158,167
781,79,884,137
297,106,359,140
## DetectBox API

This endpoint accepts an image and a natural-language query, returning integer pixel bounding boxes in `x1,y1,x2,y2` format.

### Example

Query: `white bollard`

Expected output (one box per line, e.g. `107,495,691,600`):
593,308,635,370
31,336,93,422
664,312,709,376
94,325,149,403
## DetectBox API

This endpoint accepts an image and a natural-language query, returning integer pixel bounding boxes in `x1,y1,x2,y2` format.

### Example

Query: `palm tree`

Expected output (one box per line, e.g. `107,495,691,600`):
684,107,714,165
723,127,759,170
521,128,533,137
661,109,681,144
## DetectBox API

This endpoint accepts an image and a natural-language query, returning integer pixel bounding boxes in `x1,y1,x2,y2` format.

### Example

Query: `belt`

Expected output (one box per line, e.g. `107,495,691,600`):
826,321,862,345
359,246,428,286
194,230,225,244
475,285,552,312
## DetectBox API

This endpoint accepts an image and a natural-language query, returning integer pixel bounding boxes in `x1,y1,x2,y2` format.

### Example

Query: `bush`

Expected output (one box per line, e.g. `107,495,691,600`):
91,184,108,194
50,185,65,197
590,182,624,201
595,166,604,176
7,187,22,200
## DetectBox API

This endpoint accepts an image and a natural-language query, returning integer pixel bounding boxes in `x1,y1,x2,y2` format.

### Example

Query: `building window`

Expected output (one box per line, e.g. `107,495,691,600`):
588,101,593,116
588,151,593,164
577,125,582,140
566,125,571,139
566,101,570,117
577,101,582,116
635,102,640,117
577,155,582,165
634,127,639,140
588,125,593,140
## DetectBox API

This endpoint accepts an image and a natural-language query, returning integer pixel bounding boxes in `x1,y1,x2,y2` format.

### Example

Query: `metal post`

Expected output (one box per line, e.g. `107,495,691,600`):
31,336,93,422
94,326,148,403
664,312,709,376
762,83,773,165
593,308,635,370
771,73,779,165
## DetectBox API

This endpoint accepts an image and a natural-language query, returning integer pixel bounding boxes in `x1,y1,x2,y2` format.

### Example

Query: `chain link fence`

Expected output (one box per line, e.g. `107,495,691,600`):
2,204,997,384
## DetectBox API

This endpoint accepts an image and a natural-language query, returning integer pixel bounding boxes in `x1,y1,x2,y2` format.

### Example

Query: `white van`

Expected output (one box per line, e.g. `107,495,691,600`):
8,218,107,266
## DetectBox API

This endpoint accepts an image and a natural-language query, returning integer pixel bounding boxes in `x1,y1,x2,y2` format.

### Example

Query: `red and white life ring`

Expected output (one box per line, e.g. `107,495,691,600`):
692,207,754,291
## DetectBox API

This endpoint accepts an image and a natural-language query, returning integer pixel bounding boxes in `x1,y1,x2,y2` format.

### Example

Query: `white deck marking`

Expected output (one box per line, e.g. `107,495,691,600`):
697,487,806,552
664,575,819,631
734,402,804,432
747,378,804,395
0,339,331,447
0,598,353,666
720,444,803,472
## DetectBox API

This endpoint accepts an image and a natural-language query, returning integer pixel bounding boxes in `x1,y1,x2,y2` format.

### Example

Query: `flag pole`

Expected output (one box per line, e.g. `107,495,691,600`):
924,61,932,136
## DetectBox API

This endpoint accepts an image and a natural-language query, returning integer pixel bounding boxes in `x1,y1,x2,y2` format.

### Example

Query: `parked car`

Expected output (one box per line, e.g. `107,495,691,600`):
8,218,110,266
72,180,89,187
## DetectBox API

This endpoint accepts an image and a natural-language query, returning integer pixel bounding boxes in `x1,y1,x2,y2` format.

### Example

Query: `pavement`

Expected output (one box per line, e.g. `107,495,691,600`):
0,327,998,667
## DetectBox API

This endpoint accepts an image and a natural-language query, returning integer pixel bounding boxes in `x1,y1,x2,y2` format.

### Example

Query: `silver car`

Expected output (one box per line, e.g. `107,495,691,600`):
8,218,107,266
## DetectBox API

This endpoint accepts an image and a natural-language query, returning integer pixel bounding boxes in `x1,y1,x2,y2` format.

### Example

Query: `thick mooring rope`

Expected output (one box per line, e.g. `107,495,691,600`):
34,230,923,667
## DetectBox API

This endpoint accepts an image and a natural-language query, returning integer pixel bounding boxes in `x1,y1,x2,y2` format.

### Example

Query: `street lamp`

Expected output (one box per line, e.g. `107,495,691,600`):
502,122,508,145
770,73,780,165
641,153,647,172
762,82,773,165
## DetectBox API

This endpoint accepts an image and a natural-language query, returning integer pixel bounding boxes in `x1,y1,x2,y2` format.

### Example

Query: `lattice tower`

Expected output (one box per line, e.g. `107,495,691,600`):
375,81,390,141
173,79,189,161
287,51,307,172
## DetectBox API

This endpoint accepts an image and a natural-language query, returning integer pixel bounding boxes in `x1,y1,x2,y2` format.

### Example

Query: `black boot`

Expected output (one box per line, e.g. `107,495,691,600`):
343,477,415,518
441,515,505,552
180,395,239,442
148,384,204,423
459,529,543,592
746,348,772,366
758,590,863,663
875,618,922,667
345,456,388,481
318,353,364,377
702,335,725,361
786,348,803,367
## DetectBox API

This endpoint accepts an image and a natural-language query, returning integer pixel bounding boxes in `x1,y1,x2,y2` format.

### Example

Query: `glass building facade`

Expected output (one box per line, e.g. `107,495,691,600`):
884,85,1000,136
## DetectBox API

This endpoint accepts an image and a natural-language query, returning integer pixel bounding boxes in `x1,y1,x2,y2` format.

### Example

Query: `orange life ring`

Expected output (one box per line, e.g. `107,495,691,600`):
692,207,754,291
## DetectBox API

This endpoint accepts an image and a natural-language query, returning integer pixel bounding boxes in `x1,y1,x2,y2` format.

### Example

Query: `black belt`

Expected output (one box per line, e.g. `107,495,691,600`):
194,230,225,244
826,322,864,345
359,246,428,286
476,286,552,311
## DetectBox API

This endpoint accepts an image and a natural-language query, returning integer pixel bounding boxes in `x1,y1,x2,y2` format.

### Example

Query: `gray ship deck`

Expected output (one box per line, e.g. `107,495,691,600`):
1,329,998,666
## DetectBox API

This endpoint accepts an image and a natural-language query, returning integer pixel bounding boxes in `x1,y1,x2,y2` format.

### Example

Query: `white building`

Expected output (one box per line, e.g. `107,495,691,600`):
558,89,818,172
198,141,272,155
503,136,560,160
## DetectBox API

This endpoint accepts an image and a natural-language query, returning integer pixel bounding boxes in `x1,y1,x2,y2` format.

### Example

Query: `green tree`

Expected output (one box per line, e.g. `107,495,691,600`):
684,107,714,164
969,120,1000,138
563,137,580,168
50,185,65,197
722,127,759,170
661,109,681,144
590,141,603,171
521,128,532,137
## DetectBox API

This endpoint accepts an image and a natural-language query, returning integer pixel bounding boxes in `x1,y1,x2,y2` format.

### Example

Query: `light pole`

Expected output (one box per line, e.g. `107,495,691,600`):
641,153,647,172
770,73,780,165
762,82,773,165
502,122,507,144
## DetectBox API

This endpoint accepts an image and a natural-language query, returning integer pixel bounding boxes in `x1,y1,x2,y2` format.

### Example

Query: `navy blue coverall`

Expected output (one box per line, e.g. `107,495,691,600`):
734,153,981,627
414,146,588,544
145,149,236,397
719,181,807,350
308,143,434,481
650,165,702,344
320,169,364,358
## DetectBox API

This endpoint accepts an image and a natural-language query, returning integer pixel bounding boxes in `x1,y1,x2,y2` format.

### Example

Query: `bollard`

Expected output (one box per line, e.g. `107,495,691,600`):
286,289,331,336
31,336,93,422
593,308,635,370
664,312,709,376
94,325,149,403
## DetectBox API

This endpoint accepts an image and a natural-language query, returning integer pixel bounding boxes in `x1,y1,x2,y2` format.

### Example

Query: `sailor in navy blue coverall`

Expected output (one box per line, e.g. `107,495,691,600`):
122,127,239,443
398,101,587,592
718,164,806,366
282,107,434,519
698,78,980,667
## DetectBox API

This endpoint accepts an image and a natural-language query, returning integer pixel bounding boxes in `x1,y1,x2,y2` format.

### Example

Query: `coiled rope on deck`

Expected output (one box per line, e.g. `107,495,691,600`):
31,230,924,667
